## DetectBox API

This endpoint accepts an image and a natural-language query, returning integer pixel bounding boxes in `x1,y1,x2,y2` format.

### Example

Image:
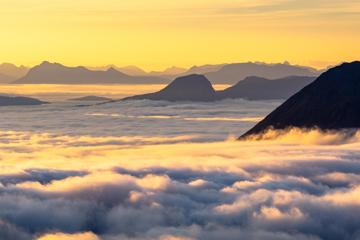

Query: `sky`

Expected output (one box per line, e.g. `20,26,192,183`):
0,0,359,70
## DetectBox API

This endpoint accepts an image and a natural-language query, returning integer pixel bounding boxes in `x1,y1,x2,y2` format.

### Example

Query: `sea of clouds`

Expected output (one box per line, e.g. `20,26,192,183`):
1,128,360,240
1,99,360,240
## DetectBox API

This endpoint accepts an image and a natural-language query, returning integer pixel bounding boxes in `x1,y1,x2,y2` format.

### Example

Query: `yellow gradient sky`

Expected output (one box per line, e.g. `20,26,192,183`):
0,0,359,70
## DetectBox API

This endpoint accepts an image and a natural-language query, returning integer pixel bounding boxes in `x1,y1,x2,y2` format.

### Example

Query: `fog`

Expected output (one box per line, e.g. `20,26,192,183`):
1,127,360,240
1,98,359,239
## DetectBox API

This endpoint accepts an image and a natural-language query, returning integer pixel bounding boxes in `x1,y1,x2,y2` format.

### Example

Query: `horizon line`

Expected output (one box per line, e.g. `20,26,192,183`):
0,59,337,73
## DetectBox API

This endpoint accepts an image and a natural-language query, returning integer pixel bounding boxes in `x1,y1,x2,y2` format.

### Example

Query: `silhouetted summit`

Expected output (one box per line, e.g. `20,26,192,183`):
217,76,315,100
241,61,360,138
0,95,46,106
0,63,29,83
13,61,167,84
0,63,28,78
123,74,217,102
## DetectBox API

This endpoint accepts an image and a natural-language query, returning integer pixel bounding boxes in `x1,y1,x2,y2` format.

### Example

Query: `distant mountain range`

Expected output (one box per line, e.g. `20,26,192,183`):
123,74,315,102
87,62,321,85
240,61,360,138
204,62,320,84
184,64,226,76
148,66,188,78
13,61,167,84
87,65,148,76
88,65,209,77
6,61,324,85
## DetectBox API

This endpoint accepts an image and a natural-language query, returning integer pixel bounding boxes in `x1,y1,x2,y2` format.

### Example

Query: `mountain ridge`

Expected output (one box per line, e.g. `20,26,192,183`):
9,61,323,85
122,74,315,102
13,61,168,84
204,62,320,84
0,63,28,78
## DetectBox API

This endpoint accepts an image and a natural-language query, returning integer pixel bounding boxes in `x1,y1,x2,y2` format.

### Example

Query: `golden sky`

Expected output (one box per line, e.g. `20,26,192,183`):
0,0,359,70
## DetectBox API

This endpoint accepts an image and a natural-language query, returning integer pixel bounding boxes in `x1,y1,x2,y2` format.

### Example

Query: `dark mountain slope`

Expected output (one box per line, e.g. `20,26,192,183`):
240,61,360,138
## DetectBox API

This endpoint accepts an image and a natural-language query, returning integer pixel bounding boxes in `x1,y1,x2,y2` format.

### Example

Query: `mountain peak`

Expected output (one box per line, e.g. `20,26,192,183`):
320,61,360,81
39,61,52,66
0,63,29,79
123,74,216,102
164,74,215,92
170,74,210,83
38,61,63,69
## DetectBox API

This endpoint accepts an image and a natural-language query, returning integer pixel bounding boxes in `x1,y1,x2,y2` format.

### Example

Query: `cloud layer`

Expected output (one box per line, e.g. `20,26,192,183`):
1,128,360,239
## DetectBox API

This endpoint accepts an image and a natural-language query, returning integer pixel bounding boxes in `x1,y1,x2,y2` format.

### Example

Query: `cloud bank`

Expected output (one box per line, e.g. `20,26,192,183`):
1,128,360,239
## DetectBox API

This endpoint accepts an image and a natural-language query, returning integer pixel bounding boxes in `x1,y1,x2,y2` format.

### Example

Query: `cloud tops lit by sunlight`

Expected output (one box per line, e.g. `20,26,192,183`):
1,128,360,239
